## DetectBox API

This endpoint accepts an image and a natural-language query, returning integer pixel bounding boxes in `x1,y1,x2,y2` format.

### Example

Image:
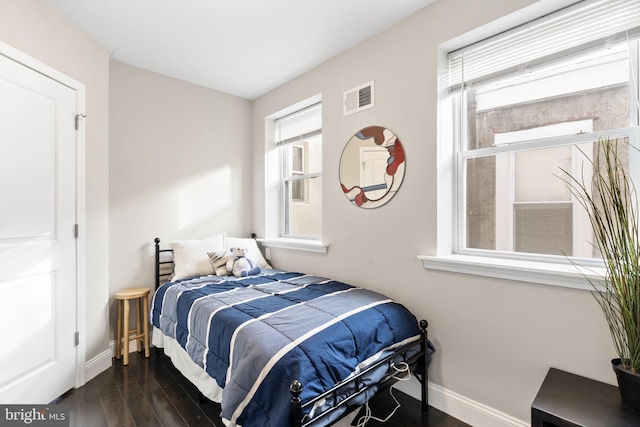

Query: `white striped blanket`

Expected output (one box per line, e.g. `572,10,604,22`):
151,271,421,427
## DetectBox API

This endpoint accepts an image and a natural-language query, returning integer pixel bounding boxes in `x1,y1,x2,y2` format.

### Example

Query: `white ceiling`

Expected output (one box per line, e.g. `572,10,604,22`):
43,0,435,100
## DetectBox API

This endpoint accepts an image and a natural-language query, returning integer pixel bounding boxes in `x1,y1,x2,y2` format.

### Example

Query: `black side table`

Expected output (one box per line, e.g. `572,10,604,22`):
531,367,640,426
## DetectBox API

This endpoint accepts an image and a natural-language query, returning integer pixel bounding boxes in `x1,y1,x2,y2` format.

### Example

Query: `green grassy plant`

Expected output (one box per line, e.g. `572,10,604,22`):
560,137,640,374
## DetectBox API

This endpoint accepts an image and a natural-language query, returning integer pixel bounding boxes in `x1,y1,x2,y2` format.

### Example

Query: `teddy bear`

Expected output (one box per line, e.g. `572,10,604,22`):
226,247,262,277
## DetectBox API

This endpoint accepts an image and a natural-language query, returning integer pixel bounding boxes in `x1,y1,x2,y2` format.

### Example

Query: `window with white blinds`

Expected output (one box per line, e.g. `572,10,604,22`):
443,0,640,266
275,103,322,239
448,0,640,90
276,103,322,145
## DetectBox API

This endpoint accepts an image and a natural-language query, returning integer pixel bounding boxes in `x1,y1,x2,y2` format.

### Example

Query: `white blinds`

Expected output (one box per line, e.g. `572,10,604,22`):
275,103,322,145
448,0,640,90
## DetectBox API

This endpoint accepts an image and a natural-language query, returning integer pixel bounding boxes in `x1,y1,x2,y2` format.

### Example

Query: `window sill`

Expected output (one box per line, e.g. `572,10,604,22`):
258,238,329,254
417,254,605,291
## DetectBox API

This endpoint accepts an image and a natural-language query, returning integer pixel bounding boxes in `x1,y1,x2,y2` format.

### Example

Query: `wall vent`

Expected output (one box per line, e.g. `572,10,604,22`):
343,81,374,116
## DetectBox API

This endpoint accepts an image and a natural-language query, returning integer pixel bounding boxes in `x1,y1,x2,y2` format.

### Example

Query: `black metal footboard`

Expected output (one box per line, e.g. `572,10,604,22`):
290,319,429,427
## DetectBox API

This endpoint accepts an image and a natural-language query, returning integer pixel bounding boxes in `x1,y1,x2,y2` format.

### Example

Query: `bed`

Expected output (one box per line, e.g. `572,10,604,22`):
151,236,432,427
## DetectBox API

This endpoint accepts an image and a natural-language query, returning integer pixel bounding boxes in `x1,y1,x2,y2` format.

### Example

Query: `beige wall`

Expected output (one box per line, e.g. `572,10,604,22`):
252,0,616,423
0,0,111,369
109,61,252,340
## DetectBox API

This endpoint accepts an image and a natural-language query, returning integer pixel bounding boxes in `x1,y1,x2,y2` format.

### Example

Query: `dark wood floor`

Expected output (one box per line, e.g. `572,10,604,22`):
56,350,469,427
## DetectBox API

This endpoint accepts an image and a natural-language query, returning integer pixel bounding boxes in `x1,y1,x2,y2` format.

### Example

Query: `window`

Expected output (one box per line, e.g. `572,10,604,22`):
491,121,594,258
275,103,322,239
290,145,306,202
427,0,640,286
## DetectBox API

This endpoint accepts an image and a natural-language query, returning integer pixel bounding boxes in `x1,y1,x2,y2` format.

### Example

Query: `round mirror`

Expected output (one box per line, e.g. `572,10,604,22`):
339,126,405,208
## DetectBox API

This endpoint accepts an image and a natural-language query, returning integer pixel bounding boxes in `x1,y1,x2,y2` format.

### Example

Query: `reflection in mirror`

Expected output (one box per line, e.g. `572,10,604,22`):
339,126,405,208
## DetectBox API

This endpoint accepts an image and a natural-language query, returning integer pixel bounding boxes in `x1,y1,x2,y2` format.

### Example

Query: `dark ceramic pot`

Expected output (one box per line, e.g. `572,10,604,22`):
612,358,640,411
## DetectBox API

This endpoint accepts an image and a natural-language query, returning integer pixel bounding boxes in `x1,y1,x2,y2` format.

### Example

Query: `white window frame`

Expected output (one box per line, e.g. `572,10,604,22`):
420,1,640,290
261,95,328,254
492,121,593,257
455,129,637,261
288,144,307,203
277,105,322,238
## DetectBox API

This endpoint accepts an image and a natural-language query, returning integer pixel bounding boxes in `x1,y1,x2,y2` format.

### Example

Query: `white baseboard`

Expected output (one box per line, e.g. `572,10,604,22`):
84,349,112,383
82,340,145,386
393,377,529,427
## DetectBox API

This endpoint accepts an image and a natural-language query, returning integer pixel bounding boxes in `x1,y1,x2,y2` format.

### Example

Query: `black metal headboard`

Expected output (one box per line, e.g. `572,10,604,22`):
154,238,174,290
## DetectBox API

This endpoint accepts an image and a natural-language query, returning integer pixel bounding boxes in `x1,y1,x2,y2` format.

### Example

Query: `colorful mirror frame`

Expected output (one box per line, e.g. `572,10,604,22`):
339,126,405,208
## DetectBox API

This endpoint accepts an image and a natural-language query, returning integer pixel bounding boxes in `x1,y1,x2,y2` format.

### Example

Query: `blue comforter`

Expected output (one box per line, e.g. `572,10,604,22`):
151,271,421,427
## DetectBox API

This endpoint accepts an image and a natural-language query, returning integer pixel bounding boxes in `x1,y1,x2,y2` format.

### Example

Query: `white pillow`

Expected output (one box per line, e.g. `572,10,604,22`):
170,233,226,280
225,237,271,269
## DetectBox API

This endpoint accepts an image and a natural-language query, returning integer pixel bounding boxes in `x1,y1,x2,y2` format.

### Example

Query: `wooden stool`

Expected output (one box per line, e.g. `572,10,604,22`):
115,287,150,365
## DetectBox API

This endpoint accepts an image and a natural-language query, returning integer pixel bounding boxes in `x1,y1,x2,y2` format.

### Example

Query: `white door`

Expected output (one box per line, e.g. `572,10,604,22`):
0,53,78,403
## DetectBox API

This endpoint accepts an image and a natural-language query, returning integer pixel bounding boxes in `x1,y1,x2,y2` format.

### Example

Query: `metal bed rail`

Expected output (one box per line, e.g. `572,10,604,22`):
290,320,429,427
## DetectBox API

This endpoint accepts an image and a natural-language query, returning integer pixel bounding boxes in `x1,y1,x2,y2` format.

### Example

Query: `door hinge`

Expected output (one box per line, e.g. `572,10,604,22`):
74,224,79,238
74,331,79,347
75,113,86,130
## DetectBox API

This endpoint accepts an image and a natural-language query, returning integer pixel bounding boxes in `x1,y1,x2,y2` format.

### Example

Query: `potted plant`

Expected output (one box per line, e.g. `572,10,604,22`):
560,136,640,409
